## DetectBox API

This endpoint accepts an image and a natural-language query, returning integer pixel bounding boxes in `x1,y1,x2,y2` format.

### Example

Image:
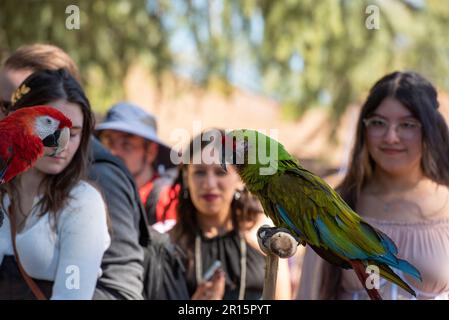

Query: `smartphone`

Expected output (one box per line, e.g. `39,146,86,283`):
202,260,222,282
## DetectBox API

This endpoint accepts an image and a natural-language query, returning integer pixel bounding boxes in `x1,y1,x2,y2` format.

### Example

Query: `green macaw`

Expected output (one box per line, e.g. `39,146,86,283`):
220,129,422,300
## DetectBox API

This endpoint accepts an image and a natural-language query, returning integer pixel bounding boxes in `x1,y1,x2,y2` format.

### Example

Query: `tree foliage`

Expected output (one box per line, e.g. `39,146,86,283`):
1,0,448,122
0,0,171,110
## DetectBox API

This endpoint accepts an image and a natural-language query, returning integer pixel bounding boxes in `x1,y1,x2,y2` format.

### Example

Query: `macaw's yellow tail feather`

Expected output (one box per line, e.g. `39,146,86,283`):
374,262,417,297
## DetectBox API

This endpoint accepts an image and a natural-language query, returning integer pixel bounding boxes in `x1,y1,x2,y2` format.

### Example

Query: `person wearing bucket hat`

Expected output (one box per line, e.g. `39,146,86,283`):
97,102,178,230
96,102,173,178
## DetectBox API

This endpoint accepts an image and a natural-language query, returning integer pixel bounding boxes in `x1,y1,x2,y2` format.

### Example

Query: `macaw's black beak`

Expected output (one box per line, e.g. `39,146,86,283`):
42,129,61,148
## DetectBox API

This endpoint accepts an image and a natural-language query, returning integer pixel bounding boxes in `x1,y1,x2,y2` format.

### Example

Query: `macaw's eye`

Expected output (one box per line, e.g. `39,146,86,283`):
46,118,52,125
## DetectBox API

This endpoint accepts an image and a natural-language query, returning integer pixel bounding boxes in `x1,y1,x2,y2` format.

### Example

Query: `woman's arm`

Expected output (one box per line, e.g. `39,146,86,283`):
51,182,110,300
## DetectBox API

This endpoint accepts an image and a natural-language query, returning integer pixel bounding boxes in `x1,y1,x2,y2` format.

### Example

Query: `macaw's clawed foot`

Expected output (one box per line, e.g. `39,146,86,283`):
257,225,299,258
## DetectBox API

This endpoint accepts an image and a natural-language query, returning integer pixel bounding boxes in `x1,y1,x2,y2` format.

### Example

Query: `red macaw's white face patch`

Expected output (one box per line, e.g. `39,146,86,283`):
34,99,83,175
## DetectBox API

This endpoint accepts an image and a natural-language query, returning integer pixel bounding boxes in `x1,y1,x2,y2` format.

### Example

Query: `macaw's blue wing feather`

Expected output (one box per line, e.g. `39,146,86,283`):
314,216,371,260
371,261,418,296
363,223,421,281
395,259,422,281
274,202,353,269
274,204,305,239
258,160,423,292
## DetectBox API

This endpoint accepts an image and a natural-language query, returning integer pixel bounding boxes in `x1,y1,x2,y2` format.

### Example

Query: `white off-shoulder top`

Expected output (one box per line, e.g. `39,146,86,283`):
0,181,110,300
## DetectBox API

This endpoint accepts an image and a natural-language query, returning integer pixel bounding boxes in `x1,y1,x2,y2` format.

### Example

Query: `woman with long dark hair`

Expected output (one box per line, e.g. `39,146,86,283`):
170,129,292,300
0,69,110,299
298,71,449,300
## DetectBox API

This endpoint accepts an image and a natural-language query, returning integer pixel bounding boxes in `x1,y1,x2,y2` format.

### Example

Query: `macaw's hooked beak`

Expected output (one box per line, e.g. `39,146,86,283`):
43,127,70,156
42,130,60,148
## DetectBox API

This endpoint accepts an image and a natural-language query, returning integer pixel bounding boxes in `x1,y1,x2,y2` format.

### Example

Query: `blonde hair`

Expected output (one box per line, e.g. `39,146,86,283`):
3,44,80,82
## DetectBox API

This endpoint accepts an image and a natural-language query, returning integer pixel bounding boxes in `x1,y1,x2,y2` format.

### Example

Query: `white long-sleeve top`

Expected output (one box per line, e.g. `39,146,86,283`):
0,181,110,299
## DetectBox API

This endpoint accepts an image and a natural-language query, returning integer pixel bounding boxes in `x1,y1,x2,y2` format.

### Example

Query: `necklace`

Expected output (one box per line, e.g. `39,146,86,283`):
195,232,247,300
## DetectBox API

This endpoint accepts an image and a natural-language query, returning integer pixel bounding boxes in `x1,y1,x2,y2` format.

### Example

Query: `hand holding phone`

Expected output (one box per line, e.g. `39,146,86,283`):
202,260,222,282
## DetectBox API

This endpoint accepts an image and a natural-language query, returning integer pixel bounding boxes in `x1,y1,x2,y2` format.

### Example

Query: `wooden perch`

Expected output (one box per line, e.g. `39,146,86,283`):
257,225,299,300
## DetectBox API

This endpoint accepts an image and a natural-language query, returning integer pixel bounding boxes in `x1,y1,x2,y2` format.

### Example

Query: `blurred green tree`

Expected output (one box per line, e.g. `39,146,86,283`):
176,0,449,126
0,0,171,111
1,0,448,125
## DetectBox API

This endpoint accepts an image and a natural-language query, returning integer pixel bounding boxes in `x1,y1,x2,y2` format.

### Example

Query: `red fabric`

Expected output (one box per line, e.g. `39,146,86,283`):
155,184,179,222
139,178,157,206
139,178,179,223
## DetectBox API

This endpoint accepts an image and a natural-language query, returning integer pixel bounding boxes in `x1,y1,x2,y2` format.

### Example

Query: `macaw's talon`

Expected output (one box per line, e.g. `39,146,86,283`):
257,225,298,258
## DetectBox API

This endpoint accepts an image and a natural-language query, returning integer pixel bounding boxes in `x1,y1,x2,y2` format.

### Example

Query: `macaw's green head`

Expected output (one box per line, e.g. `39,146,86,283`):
220,129,290,178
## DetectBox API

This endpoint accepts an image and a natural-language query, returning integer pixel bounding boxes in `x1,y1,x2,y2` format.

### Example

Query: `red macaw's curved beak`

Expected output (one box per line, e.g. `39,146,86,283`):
43,127,70,156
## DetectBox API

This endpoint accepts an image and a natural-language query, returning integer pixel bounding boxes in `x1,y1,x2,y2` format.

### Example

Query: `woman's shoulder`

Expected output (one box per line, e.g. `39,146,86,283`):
69,180,101,196
59,180,107,220
67,180,105,205
411,182,449,222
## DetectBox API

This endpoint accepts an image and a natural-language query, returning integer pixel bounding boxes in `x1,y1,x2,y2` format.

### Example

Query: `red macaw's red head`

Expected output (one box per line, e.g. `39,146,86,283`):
12,105,73,156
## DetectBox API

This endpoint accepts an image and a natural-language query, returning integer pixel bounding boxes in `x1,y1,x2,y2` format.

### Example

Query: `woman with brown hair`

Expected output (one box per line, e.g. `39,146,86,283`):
298,71,449,300
0,68,110,299
170,129,292,300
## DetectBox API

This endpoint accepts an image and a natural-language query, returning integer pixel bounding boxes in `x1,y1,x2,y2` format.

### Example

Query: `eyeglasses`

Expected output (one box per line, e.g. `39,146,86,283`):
363,117,422,139
99,133,147,153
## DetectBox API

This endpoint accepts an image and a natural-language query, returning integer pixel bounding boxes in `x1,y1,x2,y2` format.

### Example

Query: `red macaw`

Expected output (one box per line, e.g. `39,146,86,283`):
0,105,73,226
0,105,72,184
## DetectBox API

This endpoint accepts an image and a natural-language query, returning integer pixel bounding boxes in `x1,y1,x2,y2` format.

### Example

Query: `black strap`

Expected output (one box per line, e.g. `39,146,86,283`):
0,256,53,299
8,206,47,300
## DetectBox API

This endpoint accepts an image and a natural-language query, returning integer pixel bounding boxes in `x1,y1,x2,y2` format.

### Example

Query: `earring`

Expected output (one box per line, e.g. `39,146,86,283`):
183,188,189,199
234,190,241,201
